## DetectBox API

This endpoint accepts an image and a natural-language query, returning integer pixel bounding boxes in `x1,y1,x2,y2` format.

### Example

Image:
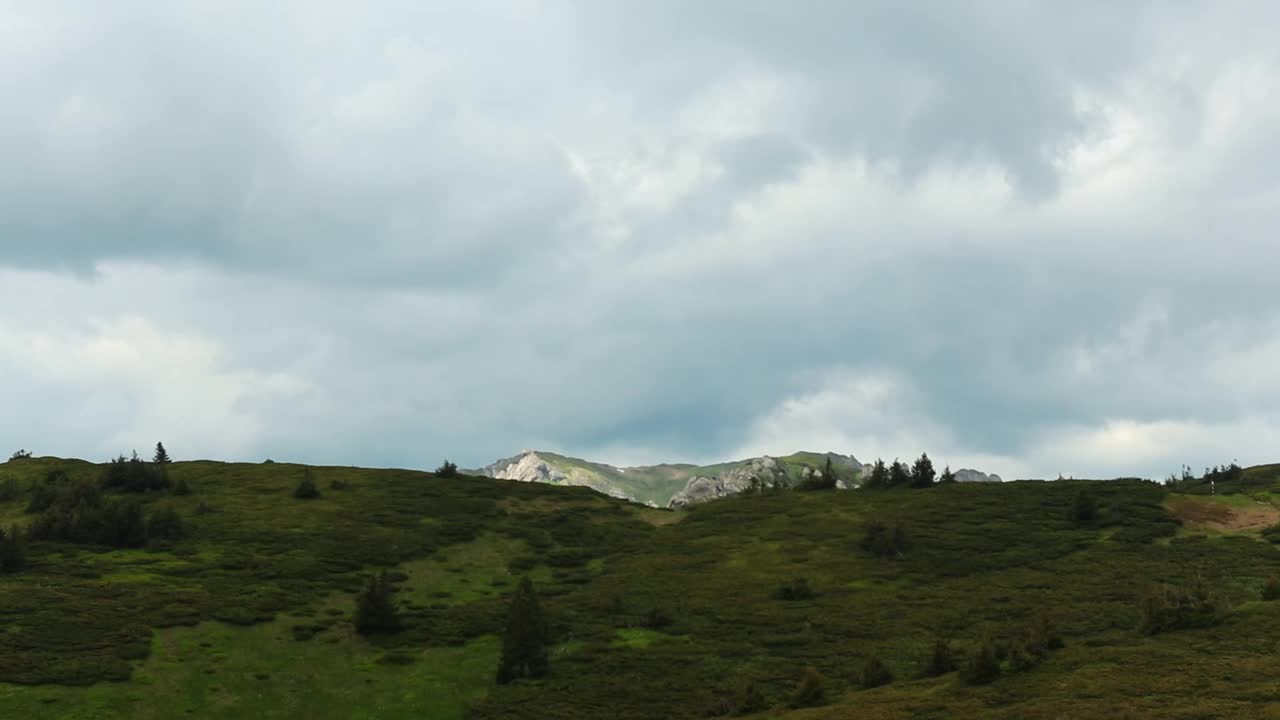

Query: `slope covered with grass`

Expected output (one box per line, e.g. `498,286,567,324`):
2,456,1280,718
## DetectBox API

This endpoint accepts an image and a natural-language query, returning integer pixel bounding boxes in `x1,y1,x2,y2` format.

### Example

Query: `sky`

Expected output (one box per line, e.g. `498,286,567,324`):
2,1,1279,480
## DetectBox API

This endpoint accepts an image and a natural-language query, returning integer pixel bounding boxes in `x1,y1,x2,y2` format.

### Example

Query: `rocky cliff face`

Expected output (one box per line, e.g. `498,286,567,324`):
475,450,1001,508
954,468,1003,483
479,451,636,502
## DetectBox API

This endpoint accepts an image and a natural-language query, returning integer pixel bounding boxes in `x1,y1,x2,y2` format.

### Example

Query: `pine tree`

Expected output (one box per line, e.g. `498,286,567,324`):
940,465,958,484
294,469,320,499
153,442,171,465
496,576,549,684
0,525,27,573
822,456,835,489
354,570,402,635
865,459,890,490
911,453,936,488
435,460,459,478
889,459,911,487
924,637,957,677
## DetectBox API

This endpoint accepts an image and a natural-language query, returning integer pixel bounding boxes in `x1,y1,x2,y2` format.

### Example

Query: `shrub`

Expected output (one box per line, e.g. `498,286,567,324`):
860,657,894,689
1139,577,1220,635
860,520,909,558
9,449,32,461
1264,577,1280,601
496,576,549,684
294,470,320,499
962,632,1001,685
0,477,20,502
0,525,27,574
1069,490,1097,524
147,505,186,541
436,460,459,478
102,452,170,492
773,577,816,601
1262,523,1280,544
644,607,674,630
734,681,767,715
329,479,349,491
172,477,192,496
354,571,402,635
923,637,956,677
790,666,826,708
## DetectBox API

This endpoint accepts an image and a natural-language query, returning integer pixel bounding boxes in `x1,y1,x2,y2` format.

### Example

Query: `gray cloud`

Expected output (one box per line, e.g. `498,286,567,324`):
3,1,1280,480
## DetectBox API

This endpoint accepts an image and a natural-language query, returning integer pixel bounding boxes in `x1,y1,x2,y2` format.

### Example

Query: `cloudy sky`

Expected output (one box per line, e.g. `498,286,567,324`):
3,1,1278,480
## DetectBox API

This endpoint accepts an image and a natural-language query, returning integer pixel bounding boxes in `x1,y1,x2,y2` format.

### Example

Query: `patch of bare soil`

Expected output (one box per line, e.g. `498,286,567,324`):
1167,497,1280,531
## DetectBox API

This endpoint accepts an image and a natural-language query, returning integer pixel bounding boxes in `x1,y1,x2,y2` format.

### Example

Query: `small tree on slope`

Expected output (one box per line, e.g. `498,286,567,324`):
497,576,549,684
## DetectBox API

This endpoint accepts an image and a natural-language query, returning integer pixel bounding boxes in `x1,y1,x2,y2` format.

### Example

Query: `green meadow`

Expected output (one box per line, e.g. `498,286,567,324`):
2,456,1280,718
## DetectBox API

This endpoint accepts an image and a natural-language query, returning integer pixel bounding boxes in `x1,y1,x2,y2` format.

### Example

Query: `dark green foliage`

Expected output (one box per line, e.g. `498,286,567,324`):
102,452,169,493
939,465,958,484
923,637,956,677
1069,489,1097,524
910,453,936,488
153,442,171,465
644,607,673,629
497,576,549,684
171,476,192,496
1007,614,1060,672
9,449,32,460
436,460,459,478
860,656,893,689
1263,576,1280,601
1139,577,1220,635
146,505,186,541
0,525,27,573
0,476,20,501
962,632,1001,685
789,666,826,708
29,489,148,548
863,458,890,489
294,469,320,499
329,479,349,490
889,459,911,487
733,681,767,715
354,571,402,635
773,577,815,601
860,519,909,558
1262,522,1280,544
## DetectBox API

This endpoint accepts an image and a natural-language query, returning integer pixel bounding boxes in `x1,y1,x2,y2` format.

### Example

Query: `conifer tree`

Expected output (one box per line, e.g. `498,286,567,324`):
497,576,549,684
822,456,835,488
354,570,402,635
865,459,890,489
889,459,911,487
294,469,320,499
860,657,894,689
911,453,936,488
940,465,958,484
153,442,171,465
924,637,956,677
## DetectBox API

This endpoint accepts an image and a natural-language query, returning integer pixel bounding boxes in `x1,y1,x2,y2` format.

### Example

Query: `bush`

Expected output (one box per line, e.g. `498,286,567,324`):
790,666,826,708
0,525,27,574
1070,490,1097,524
172,477,192,496
354,571,402,635
644,607,674,630
0,477,20,502
860,657,894,689
329,479,349,491
147,505,186,541
962,632,1001,685
294,470,320,500
102,453,170,492
436,460,459,478
734,682,767,715
860,520,909,558
1264,577,1280,601
9,449,32,461
497,577,549,684
773,577,816,601
1139,577,1220,635
923,637,956,677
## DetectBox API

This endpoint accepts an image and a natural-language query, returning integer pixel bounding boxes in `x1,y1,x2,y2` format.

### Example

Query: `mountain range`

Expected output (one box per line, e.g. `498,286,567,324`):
472,450,1002,508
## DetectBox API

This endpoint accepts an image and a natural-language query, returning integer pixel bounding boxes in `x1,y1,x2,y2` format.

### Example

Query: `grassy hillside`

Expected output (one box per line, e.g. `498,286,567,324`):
2,456,1280,718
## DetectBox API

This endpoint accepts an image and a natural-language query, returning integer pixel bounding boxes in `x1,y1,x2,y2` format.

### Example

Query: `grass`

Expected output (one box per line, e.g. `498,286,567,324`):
3,456,1280,718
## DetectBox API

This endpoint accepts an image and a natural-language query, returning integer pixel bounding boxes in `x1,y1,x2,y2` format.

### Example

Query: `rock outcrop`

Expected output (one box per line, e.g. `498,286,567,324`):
479,451,634,501
954,468,1003,483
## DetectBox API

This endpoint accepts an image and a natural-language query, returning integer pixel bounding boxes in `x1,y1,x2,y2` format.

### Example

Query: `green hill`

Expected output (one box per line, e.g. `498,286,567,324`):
2,455,1280,718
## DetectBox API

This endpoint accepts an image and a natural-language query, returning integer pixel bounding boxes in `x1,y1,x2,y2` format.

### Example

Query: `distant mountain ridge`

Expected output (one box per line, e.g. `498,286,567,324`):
472,450,1002,508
